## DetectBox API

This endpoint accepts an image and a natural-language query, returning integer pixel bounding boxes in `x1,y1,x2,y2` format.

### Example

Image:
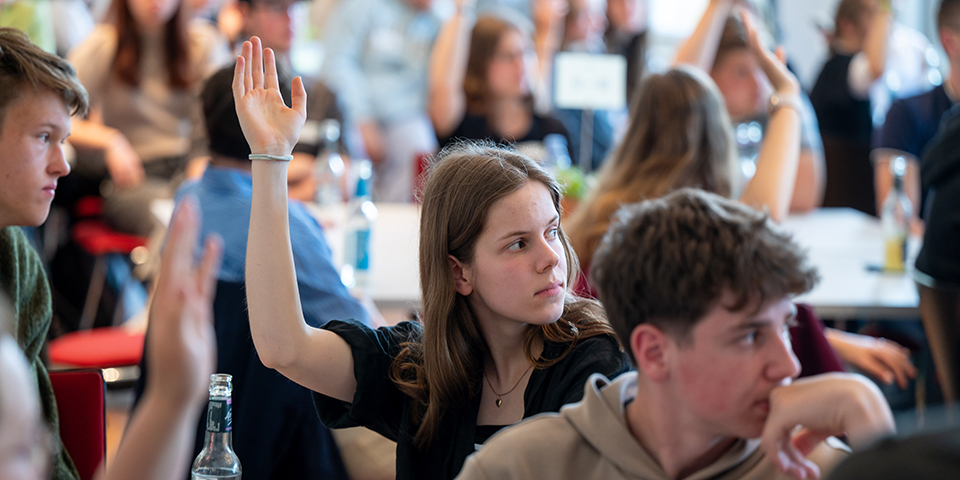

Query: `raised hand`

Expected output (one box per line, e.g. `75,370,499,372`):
146,197,222,407
232,36,307,157
741,10,799,97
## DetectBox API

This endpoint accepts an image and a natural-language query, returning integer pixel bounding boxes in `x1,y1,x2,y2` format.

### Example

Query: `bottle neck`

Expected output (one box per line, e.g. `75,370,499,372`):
202,396,233,448
893,175,904,193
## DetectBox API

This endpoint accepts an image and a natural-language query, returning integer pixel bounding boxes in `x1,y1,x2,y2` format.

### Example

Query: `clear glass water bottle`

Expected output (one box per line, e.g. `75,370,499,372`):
314,119,346,206
881,156,912,272
341,160,377,291
191,374,241,480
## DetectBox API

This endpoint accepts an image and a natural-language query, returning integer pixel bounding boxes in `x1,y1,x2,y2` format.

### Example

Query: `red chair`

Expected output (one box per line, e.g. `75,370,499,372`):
47,196,147,385
70,196,149,329
49,370,106,480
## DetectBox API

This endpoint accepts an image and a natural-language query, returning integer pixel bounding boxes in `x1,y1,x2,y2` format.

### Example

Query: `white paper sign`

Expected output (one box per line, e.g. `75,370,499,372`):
553,52,627,111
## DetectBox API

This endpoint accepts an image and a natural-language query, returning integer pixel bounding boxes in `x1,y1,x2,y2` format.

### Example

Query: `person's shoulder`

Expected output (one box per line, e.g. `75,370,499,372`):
67,23,117,63
0,227,42,270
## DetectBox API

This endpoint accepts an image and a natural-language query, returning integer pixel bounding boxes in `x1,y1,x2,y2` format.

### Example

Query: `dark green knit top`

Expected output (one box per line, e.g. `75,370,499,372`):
1,226,79,480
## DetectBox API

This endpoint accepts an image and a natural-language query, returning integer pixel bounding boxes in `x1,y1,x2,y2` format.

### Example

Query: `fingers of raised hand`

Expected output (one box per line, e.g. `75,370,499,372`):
292,75,307,118
196,235,223,305
252,36,264,89
265,47,280,92
162,197,202,285
243,40,254,96
233,54,246,99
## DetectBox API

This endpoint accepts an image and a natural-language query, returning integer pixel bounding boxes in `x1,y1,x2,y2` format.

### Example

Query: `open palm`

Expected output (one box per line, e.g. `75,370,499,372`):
232,36,307,156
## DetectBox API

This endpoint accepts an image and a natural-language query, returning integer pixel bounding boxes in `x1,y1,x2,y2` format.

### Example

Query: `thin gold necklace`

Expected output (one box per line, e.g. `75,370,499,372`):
484,365,534,408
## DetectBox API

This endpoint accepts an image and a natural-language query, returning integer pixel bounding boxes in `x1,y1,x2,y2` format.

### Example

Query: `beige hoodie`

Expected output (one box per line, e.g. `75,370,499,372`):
457,372,849,480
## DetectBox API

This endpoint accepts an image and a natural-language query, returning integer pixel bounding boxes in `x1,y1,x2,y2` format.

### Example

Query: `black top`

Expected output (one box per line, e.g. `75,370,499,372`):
810,53,873,145
810,53,876,214
438,112,571,155
915,106,960,285
313,320,631,480
873,84,955,218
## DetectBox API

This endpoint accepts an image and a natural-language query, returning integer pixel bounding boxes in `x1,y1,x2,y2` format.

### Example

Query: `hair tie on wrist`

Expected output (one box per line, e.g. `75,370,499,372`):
249,154,293,162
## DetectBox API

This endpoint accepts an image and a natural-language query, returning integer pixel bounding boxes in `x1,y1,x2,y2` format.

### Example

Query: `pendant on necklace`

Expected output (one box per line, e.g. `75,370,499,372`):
495,396,502,408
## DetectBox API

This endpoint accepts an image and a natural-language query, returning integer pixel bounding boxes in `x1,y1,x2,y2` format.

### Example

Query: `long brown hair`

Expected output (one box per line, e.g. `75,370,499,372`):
463,15,533,116
111,0,193,89
391,142,616,448
567,67,737,268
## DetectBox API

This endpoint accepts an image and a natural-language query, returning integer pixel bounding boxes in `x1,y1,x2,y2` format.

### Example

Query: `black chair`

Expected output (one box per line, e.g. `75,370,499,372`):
135,280,350,480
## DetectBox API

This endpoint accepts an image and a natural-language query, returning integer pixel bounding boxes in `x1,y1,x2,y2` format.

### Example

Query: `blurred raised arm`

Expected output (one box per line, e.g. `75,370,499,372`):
236,37,357,402
429,0,476,138
737,12,801,222
673,0,737,71
99,198,220,480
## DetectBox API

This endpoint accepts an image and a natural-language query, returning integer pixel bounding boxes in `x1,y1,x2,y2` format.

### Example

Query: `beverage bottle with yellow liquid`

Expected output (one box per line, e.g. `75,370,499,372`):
881,156,911,271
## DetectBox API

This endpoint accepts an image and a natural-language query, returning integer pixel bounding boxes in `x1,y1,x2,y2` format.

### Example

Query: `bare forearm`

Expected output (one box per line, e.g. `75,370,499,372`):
98,394,201,480
841,375,896,448
863,8,891,80
68,117,122,152
246,160,309,369
429,5,474,136
789,148,825,212
674,0,734,71
741,107,801,222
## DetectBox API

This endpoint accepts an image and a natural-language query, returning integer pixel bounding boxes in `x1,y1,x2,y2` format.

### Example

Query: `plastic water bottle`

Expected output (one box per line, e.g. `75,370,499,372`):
881,156,912,272
191,374,241,480
314,119,346,205
342,160,377,291
543,134,572,173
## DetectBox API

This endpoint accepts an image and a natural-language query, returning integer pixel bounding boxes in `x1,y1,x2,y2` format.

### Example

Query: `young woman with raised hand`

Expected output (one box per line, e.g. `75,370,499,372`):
429,0,571,152
234,37,629,480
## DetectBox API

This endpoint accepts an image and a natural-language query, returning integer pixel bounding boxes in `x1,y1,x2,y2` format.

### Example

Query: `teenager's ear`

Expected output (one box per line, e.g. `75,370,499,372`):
631,324,669,382
448,255,473,296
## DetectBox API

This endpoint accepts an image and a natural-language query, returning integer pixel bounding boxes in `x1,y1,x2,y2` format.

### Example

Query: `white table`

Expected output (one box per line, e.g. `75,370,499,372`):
307,203,422,311
783,208,920,320
161,199,920,321
323,205,920,321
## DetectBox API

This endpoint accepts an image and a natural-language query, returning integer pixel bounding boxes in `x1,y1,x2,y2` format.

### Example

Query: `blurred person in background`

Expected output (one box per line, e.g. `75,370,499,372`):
66,0,229,236
552,0,618,171
810,0,891,216
568,13,916,392
675,0,825,214
873,0,960,233
321,0,443,202
605,0,647,108
430,0,572,159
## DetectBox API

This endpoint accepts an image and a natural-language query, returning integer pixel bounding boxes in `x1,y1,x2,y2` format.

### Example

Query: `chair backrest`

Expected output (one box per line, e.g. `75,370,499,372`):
49,369,106,480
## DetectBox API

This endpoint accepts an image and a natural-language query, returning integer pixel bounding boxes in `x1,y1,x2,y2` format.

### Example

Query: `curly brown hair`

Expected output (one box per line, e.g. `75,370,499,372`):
590,188,818,363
